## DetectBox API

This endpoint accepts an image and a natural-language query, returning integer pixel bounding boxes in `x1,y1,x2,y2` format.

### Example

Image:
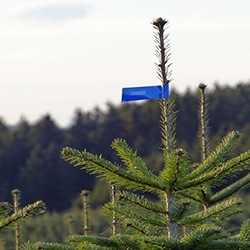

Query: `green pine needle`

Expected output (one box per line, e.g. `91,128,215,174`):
61,146,165,193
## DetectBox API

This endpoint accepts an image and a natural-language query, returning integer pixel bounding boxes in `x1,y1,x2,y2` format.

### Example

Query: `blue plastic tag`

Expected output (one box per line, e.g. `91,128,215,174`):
122,84,169,102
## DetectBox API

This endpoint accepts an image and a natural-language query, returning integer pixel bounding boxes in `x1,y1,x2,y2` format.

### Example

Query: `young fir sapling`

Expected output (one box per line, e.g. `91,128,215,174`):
32,17,250,250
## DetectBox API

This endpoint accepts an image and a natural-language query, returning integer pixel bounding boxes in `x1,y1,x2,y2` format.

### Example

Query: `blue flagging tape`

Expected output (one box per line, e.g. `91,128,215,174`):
122,84,169,102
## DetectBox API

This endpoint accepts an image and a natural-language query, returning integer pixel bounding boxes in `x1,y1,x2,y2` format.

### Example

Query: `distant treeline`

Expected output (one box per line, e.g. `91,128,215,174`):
1,82,250,211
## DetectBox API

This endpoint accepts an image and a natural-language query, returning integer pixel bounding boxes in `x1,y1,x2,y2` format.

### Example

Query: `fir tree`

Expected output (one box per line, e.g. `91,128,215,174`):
30,18,250,250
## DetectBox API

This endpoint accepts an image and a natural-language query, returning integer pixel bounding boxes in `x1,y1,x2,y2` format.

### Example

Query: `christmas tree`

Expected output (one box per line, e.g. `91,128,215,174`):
30,18,250,250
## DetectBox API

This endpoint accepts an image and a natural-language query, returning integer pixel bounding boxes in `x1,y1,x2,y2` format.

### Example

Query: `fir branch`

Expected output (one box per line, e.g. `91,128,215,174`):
25,241,74,250
0,201,46,231
61,147,165,193
181,225,221,249
159,148,191,191
143,235,180,249
67,235,119,248
103,198,165,237
126,220,162,237
211,173,250,204
67,234,143,249
145,230,250,250
183,148,250,189
240,219,250,241
186,130,242,181
180,131,246,189
113,234,143,249
177,189,206,204
210,149,250,181
169,199,195,222
126,222,150,236
117,191,167,214
103,203,166,228
180,198,243,226
0,202,12,218
203,238,250,250
111,139,161,188
178,186,212,206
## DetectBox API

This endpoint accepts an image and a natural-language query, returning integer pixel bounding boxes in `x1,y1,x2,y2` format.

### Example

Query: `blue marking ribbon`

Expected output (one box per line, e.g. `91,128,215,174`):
122,84,169,102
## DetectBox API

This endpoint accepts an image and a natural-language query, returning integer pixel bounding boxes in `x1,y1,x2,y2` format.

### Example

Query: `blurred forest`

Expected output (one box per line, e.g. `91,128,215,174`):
1,82,250,214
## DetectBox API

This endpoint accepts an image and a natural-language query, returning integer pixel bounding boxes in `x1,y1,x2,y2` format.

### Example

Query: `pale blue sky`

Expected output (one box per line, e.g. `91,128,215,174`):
0,0,250,126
